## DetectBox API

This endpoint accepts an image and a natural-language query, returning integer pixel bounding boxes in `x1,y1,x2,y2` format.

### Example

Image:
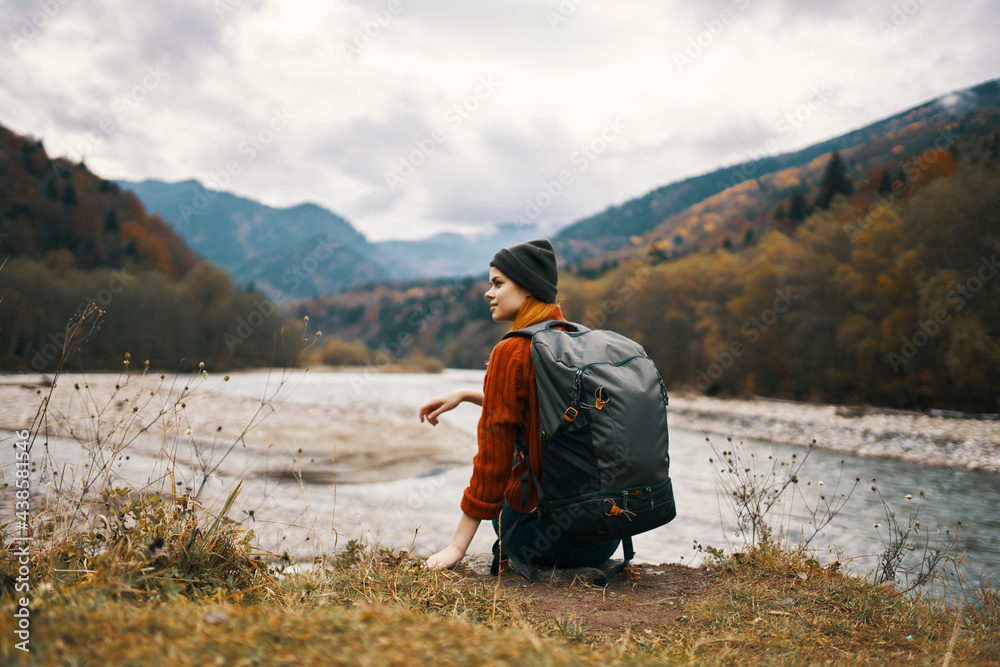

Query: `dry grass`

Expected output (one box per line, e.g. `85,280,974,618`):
3,515,999,665
632,540,1000,666
5,597,604,666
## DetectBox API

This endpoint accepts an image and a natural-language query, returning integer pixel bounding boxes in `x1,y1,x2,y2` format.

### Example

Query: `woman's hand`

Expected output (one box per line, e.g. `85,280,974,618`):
423,545,466,570
423,513,480,570
418,389,483,425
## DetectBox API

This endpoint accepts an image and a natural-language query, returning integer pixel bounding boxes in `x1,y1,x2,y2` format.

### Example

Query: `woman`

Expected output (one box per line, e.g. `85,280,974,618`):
418,238,620,571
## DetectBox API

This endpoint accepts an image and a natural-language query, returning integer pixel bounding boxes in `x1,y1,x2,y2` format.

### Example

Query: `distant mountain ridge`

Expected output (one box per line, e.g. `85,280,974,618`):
120,77,1000,297
373,222,548,279
553,77,1000,264
120,179,552,295
117,179,390,298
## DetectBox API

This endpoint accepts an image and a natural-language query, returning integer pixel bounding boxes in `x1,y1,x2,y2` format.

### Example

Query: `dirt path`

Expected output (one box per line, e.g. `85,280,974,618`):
457,555,715,635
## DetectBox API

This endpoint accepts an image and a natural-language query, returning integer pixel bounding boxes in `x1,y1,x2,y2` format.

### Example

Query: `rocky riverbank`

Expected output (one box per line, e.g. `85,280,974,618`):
667,393,1000,474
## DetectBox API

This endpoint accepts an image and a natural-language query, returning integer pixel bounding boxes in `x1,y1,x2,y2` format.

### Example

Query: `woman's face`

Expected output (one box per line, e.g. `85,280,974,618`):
486,267,530,322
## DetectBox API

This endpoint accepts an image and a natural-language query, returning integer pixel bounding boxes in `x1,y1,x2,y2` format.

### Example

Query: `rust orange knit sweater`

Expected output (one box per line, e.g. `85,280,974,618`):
460,308,565,521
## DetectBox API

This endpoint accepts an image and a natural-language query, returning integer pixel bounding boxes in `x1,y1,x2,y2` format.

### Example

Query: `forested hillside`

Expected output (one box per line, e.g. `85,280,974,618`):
565,165,1000,412
555,78,1000,266
0,125,292,372
307,154,1000,412
118,179,389,298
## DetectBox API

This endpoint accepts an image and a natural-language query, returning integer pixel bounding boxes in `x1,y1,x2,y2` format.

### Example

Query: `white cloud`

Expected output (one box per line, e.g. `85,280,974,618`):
1,0,996,240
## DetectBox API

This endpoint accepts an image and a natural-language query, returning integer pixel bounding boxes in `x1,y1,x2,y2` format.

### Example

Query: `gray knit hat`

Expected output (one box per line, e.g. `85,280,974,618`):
490,238,558,303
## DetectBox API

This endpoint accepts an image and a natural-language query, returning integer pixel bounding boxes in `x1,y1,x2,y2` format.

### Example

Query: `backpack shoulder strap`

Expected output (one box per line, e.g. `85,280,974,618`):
502,319,589,340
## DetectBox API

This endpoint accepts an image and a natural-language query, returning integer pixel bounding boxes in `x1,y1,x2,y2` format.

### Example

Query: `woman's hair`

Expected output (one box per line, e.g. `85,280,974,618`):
511,296,560,331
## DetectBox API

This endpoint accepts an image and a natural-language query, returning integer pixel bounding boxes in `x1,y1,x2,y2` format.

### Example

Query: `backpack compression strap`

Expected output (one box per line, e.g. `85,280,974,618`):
490,430,544,583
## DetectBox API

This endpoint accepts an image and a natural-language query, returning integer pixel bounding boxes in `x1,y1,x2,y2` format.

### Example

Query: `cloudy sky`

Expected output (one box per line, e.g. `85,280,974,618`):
2,0,998,241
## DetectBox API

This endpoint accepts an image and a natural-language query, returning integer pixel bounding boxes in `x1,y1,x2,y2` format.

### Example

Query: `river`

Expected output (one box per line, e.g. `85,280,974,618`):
2,368,997,595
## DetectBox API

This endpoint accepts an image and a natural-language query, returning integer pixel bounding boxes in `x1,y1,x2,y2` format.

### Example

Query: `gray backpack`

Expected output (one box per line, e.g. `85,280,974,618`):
499,319,675,584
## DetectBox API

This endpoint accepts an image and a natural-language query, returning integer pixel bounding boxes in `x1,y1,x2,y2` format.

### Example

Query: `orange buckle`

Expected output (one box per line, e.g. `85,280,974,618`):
623,566,642,581
563,407,579,422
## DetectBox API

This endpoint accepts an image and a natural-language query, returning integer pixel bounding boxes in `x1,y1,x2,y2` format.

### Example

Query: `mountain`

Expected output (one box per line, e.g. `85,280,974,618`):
120,179,550,294
0,127,199,277
554,77,1000,265
300,78,1000,412
117,179,390,298
373,222,548,279
0,123,291,371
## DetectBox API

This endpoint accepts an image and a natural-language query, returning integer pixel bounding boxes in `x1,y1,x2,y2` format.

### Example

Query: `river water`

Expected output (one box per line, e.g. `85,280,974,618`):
3,368,997,594
239,369,998,593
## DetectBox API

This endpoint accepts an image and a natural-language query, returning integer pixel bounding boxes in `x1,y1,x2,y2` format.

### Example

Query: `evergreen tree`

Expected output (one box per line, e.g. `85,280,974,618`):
814,151,854,209
104,209,119,232
895,166,908,195
44,176,59,200
787,191,811,221
61,182,78,205
877,167,893,196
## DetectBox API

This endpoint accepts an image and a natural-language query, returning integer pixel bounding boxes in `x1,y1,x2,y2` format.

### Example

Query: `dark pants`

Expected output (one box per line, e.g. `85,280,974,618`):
492,501,620,569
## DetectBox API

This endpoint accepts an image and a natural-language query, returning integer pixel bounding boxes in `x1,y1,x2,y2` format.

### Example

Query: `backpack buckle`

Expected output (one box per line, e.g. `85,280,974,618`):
623,565,642,581
563,406,579,422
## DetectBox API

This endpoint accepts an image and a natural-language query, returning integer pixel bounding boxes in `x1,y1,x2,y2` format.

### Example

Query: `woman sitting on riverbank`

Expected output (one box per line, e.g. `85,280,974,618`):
418,238,620,571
